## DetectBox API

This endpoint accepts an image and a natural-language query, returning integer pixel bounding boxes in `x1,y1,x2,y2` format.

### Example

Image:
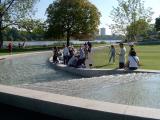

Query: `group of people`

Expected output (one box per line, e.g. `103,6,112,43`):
52,41,92,68
7,41,25,54
108,43,140,70
53,41,139,70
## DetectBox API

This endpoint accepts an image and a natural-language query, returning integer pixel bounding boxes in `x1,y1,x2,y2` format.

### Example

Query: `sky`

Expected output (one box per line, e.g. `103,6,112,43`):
35,0,160,35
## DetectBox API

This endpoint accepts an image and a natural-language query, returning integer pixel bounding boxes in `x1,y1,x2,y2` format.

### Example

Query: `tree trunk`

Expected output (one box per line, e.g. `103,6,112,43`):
67,30,70,47
0,28,3,48
0,0,3,48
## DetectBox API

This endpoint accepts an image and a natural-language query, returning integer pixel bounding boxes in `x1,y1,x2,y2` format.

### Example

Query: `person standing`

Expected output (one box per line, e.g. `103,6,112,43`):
53,46,59,63
108,45,116,64
76,45,86,67
68,45,75,60
87,41,92,53
63,45,70,65
118,43,126,69
84,43,89,59
18,42,21,48
8,41,13,54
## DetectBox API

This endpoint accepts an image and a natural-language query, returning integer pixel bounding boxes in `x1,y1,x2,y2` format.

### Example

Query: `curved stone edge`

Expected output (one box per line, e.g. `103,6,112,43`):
0,84,160,120
49,57,160,77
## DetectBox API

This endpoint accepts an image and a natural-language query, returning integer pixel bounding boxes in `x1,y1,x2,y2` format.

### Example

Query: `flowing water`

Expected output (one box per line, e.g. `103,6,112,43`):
0,52,81,85
18,73,160,109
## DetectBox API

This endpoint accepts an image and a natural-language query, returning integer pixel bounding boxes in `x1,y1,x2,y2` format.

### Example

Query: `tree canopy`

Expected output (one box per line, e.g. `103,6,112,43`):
110,0,153,42
18,19,45,34
46,0,101,46
0,0,39,47
155,17,160,32
126,19,149,41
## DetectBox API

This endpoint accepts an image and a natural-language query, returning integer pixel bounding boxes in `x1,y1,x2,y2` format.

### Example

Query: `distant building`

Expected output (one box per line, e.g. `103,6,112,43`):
100,28,106,35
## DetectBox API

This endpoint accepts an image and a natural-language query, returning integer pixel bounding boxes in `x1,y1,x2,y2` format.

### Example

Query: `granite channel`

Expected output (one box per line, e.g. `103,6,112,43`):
49,57,160,77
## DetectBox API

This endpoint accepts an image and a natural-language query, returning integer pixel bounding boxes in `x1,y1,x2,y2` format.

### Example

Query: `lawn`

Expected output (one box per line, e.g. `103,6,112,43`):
92,44,160,70
0,46,54,56
1,43,160,70
0,42,106,56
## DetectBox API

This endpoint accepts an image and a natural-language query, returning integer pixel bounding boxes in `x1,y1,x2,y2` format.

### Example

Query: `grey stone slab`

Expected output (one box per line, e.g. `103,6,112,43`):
0,85,160,120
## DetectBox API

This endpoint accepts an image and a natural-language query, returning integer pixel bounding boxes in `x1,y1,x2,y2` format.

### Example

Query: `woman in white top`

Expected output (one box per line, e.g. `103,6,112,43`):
127,50,139,70
118,43,126,68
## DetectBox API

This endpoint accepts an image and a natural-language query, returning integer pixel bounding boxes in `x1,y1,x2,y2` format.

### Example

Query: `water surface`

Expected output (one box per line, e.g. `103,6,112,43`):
18,73,160,109
0,52,80,85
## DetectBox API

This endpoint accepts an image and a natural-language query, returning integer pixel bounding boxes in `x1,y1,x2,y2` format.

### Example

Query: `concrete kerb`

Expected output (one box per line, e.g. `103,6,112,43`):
0,85,160,120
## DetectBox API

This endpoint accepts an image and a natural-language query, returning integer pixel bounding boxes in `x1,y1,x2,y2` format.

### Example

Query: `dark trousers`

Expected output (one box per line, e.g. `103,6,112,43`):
53,55,58,63
77,58,85,67
63,56,69,65
129,67,138,70
119,62,125,69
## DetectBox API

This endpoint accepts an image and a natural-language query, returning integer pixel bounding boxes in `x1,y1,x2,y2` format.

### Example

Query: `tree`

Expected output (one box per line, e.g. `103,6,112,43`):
18,19,45,34
110,0,153,42
155,17,160,32
32,21,46,35
0,0,39,48
17,19,46,46
126,19,149,41
46,0,101,46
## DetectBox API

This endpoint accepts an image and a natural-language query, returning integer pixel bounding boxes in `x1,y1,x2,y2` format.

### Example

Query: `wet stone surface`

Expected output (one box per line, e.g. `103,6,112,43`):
16,73,160,109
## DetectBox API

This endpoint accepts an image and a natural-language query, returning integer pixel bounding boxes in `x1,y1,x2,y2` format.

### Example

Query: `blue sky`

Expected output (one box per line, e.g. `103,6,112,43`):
35,0,160,34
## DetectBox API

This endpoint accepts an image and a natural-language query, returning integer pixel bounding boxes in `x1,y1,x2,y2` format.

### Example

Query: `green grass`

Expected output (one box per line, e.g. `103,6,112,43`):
92,43,108,47
0,46,54,56
0,43,107,56
92,45,160,70
2,43,159,70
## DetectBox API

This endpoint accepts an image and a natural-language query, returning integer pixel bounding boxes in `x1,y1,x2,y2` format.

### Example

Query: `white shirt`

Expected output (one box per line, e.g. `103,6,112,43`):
119,47,126,63
128,56,139,68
